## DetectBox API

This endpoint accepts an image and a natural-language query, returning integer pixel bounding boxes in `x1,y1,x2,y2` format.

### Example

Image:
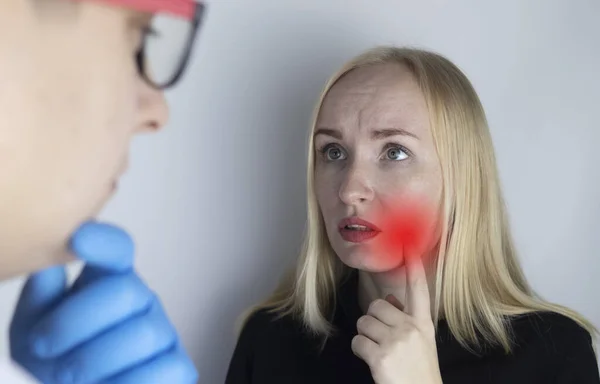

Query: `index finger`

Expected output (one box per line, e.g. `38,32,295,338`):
29,273,154,359
404,251,432,321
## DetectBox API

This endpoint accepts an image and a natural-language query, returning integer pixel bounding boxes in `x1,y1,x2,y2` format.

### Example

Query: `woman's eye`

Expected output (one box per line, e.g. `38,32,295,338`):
321,144,347,161
384,146,409,161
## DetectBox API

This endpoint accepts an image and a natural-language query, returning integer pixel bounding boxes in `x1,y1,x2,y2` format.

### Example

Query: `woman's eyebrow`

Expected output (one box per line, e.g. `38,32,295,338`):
314,128,342,139
371,128,419,140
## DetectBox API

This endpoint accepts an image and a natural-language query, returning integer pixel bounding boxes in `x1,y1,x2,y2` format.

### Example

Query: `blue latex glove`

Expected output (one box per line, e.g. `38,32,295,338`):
9,222,198,384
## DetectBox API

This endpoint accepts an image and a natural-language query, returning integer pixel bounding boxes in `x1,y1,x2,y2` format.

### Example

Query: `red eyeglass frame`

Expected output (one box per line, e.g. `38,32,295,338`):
82,0,200,20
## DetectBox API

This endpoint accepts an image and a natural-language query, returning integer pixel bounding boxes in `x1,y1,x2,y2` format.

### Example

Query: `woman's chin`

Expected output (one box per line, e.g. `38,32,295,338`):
338,249,404,273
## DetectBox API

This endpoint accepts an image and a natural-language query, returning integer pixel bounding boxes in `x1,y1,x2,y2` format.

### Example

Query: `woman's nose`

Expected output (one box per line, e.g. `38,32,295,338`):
338,164,375,206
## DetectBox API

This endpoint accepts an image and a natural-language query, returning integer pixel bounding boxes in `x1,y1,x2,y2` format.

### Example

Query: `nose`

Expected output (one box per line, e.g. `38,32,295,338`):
338,164,375,206
136,79,170,133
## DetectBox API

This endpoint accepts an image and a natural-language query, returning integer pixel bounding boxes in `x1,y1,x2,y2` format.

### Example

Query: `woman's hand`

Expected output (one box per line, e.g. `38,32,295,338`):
351,255,442,384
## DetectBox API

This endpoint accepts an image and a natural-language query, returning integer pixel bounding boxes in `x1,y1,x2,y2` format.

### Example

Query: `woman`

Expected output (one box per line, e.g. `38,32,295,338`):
225,46,599,383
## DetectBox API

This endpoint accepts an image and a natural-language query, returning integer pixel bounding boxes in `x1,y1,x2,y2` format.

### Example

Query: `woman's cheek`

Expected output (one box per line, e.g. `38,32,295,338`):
372,195,439,264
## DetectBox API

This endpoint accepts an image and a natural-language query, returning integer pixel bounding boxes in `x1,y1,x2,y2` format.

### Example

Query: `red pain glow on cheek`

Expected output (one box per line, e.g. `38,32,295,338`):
372,198,435,264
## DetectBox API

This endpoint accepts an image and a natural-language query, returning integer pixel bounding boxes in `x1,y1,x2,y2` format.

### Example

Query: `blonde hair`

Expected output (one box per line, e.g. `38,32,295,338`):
239,46,597,353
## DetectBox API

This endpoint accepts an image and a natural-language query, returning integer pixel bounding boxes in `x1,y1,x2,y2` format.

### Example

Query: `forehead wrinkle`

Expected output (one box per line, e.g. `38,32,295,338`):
355,92,389,134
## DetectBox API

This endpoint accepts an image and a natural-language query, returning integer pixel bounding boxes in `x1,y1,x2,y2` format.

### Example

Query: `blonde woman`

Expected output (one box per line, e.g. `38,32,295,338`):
225,47,600,384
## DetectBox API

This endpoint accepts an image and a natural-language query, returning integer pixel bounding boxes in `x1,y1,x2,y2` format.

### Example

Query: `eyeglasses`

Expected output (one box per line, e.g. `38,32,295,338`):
83,0,206,90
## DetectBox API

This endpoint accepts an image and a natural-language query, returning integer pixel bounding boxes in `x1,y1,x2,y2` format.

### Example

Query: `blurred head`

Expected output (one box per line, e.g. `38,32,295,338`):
314,62,443,273
0,0,204,279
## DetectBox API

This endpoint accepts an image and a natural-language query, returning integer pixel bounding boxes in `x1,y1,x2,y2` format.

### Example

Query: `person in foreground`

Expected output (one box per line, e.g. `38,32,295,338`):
1,0,205,382
226,46,600,383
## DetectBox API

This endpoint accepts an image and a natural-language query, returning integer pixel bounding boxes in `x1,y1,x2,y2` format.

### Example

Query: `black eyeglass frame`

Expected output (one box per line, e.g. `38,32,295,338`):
135,2,206,90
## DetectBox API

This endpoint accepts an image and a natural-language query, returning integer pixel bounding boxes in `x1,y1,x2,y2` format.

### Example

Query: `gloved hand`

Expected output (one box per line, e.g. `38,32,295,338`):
9,222,198,384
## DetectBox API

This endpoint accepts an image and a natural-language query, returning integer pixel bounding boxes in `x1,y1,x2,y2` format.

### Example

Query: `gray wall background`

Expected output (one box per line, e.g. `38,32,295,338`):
1,0,599,382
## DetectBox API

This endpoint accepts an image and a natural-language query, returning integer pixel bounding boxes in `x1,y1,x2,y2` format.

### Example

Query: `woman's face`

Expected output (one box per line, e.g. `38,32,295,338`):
0,2,168,278
314,63,443,273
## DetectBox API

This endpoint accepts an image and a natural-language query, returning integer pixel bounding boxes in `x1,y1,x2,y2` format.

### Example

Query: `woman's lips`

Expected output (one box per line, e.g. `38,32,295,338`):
338,217,381,243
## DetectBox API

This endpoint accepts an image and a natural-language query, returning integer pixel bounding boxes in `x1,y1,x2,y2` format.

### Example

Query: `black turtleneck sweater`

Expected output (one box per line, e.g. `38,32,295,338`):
225,271,599,383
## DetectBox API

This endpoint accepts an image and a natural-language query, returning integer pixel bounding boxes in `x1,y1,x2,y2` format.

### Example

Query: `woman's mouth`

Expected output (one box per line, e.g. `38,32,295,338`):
338,217,381,243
